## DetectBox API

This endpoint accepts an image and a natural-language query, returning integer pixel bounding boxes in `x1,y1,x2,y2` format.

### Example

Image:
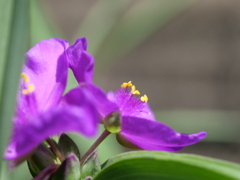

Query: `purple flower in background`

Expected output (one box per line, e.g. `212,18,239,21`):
5,38,99,164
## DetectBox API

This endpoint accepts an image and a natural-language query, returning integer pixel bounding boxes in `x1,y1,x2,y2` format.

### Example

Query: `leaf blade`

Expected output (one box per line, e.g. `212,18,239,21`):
95,151,240,180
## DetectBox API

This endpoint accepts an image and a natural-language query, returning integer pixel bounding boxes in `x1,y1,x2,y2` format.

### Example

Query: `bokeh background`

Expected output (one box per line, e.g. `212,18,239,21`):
1,0,240,179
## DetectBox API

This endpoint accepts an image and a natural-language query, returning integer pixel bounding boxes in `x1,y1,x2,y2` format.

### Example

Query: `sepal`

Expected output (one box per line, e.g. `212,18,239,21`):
58,133,81,161
27,143,56,177
51,154,80,180
80,151,101,179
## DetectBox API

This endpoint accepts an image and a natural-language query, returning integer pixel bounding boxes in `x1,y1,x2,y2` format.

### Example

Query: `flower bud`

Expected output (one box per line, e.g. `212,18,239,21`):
58,133,80,161
103,112,121,133
51,154,80,180
81,151,101,179
27,143,56,177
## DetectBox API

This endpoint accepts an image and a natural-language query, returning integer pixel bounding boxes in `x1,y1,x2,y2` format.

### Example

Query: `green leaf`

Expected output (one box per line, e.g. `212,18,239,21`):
81,151,101,179
58,133,81,161
94,151,240,180
0,0,29,179
0,0,13,99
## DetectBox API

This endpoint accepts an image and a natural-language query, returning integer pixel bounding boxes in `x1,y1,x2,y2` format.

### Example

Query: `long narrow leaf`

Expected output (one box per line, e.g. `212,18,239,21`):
0,0,29,179
0,0,14,102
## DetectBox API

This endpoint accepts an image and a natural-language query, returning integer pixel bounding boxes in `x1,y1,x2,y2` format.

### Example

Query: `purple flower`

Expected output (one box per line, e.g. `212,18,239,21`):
67,39,207,152
5,38,99,163
106,82,207,151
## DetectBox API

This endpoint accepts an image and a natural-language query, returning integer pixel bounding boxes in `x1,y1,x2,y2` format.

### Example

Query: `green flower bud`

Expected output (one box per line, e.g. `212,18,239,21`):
27,143,56,177
51,154,80,180
103,112,121,133
58,133,81,161
81,151,101,179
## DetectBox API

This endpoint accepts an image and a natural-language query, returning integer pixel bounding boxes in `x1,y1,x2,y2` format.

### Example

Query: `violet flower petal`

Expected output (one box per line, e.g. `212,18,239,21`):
139,103,156,121
5,88,99,160
86,84,119,118
21,38,69,112
61,86,100,134
15,91,38,125
67,37,94,83
107,91,155,121
119,116,207,152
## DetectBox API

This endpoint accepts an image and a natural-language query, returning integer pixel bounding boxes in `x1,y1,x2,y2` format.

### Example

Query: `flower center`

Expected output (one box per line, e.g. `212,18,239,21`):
21,73,35,95
112,81,148,117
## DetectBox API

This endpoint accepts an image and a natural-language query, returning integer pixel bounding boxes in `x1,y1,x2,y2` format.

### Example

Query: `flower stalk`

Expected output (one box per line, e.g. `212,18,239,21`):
80,130,110,165
46,138,64,163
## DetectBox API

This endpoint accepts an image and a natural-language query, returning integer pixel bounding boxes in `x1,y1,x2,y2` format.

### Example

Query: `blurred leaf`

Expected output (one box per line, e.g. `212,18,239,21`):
72,0,131,55
0,0,14,102
0,0,30,179
30,0,62,46
93,0,196,73
155,110,240,143
95,151,240,180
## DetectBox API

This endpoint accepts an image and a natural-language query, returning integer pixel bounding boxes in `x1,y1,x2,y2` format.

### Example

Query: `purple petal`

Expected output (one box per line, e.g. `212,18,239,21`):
15,92,38,125
139,103,155,120
5,87,99,160
67,37,94,83
21,38,69,112
119,116,207,152
86,84,119,118
107,91,155,121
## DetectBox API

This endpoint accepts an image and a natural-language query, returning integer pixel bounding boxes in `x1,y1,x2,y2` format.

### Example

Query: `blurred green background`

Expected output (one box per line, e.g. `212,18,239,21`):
1,0,240,179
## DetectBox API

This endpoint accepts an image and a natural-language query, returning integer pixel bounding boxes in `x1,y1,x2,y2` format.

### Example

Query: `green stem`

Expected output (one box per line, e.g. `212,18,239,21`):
46,138,64,163
80,130,110,164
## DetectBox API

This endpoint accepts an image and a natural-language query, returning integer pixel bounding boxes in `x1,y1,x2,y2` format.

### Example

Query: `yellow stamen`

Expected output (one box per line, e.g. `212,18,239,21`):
141,94,148,102
22,84,35,95
121,81,132,88
132,90,140,95
20,73,29,83
131,85,140,95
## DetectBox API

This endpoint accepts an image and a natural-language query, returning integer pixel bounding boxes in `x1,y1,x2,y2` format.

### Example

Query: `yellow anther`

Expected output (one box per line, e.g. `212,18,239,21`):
141,94,148,102
28,85,35,92
131,85,136,92
132,90,140,95
121,81,132,88
22,84,35,95
131,85,140,95
20,73,29,83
